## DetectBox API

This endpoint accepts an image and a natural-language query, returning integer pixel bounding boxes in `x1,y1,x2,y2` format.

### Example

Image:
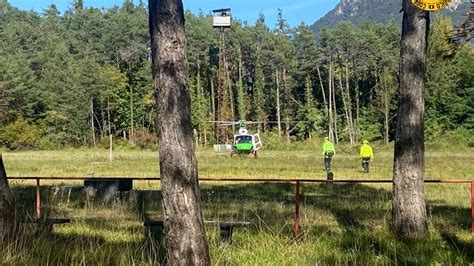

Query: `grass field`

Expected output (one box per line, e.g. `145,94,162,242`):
3,142,473,179
1,145,473,264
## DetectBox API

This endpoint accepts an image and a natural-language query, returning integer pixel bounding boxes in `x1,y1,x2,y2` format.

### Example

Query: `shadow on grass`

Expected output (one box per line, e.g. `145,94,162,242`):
441,232,474,262
430,205,471,230
200,182,473,264
10,185,36,219
302,183,391,228
199,183,390,229
3,218,161,264
7,182,473,264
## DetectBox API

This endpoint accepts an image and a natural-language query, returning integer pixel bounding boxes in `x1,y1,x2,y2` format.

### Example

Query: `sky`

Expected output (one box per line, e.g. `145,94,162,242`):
8,0,340,27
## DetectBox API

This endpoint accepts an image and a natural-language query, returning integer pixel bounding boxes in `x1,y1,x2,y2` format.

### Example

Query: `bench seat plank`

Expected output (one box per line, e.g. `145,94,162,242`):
144,220,250,227
144,219,250,244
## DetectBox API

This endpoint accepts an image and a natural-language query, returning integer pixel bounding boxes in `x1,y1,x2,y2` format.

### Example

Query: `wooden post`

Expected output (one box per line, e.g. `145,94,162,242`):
36,178,41,219
109,134,113,162
471,182,473,236
294,181,301,240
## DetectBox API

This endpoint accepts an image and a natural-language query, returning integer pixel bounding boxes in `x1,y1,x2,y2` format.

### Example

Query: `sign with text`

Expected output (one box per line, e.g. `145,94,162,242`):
411,0,452,11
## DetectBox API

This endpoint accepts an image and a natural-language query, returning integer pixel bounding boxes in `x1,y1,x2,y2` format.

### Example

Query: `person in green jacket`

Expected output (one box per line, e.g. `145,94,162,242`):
322,137,336,171
359,140,374,173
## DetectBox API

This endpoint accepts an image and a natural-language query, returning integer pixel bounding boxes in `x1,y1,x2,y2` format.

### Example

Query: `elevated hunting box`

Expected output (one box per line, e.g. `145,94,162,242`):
212,8,231,28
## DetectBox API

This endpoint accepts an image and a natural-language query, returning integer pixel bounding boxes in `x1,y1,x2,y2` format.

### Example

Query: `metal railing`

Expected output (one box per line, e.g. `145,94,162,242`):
8,176,474,237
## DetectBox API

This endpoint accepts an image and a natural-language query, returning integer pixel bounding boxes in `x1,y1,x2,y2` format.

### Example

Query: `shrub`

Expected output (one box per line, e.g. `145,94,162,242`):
0,116,39,150
259,131,287,150
132,129,158,150
358,108,383,142
37,111,70,149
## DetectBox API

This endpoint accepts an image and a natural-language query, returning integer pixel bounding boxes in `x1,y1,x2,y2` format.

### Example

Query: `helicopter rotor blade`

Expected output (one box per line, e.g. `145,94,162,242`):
208,120,313,127
242,121,313,124
266,120,312,124
209,121,236,123
209,121,240,125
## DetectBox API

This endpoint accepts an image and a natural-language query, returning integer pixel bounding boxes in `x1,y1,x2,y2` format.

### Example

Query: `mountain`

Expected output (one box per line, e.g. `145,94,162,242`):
310,0,472,33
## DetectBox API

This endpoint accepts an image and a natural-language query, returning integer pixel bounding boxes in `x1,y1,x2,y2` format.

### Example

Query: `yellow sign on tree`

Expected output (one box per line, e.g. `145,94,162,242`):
411,0,452,11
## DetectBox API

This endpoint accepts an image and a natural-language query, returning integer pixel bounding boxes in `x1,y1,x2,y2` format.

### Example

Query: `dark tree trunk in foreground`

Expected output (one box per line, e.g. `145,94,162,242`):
148,0,210,264
392,0,429,239
0,154,15,236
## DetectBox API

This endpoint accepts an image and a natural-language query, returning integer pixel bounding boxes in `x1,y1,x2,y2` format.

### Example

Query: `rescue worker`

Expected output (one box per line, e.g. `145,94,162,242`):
322,137,335,171
359,140,374,173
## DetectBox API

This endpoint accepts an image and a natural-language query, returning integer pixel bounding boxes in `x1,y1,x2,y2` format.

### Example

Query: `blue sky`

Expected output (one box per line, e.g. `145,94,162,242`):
9,0,340,27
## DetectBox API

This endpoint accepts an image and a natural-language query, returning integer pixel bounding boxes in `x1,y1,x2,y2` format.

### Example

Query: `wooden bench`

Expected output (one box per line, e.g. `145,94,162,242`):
144,219,250,244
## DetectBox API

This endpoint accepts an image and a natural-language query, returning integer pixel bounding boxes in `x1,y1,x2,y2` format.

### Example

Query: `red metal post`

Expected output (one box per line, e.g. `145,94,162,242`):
36,178,41,219
471,182,473,236
294,181,301,240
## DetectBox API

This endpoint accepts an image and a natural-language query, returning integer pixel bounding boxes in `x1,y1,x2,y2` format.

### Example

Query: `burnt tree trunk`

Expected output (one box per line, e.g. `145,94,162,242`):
392,0,429,239
148,0,210,264
0,154,15,236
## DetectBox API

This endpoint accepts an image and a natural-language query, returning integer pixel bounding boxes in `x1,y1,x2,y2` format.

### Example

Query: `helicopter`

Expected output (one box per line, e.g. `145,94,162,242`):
211,120,263,158
211,120,313,158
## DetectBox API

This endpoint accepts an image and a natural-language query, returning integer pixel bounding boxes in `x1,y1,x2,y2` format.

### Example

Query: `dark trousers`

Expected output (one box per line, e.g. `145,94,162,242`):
361,157,370,173
324,156,332,171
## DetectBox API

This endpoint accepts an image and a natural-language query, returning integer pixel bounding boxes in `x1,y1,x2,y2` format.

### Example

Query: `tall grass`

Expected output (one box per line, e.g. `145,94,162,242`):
1,181,472,264
1,147,473,264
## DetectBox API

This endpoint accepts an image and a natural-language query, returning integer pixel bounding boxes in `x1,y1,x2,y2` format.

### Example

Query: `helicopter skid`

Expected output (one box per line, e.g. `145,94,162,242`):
231,150,257,158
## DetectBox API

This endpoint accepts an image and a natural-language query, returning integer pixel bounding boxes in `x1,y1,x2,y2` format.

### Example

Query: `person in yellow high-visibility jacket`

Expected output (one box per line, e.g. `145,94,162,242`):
359,140,373,173
322,137,335,171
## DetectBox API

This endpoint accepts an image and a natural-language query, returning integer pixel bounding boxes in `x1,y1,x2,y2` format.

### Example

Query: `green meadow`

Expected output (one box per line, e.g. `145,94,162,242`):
1,144,473,264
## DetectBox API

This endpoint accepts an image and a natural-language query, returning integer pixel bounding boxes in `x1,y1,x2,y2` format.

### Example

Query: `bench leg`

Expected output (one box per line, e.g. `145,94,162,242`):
35,223,53,235
145,225,166,263
219,225,234,245
136,192,146,221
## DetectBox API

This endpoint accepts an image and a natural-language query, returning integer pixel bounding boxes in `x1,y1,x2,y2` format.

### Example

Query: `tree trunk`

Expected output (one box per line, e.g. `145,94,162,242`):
275,69,281,135
90,95,96,147
351,57,360,142
345,62,355,144
107,97,113,162
392,0,429,239
316,64,328,116
328,58,334,142
149,0,210,264
101,110,106,139
355,78,360,142
225,55,235,133
383,78,390,145
332,61,338,144
338,69,353,144
372,69,377,106
210,72,216,141
282,67,291,144
0,154,15,236
130,85,134,145
197,59,203,146
237,45,246,120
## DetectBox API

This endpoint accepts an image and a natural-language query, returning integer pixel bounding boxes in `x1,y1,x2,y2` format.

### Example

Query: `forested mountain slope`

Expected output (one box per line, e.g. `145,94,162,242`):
310,0,471,33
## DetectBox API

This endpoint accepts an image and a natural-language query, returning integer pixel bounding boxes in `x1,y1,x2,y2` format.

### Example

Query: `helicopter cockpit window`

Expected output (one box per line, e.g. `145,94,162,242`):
235,135,252,144
254,135,260,143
